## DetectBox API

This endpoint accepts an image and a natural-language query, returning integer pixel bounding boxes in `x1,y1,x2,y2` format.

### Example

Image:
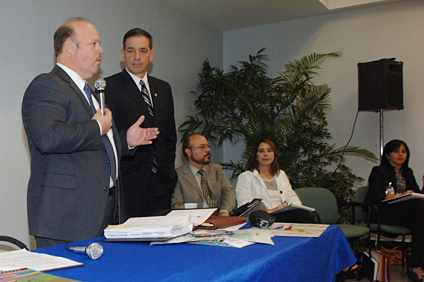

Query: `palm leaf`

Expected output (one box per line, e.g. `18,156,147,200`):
179,49,377,206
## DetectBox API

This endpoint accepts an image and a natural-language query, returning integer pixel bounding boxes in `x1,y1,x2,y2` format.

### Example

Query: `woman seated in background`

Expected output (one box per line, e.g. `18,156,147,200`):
235,139,315,223
364,139,424,281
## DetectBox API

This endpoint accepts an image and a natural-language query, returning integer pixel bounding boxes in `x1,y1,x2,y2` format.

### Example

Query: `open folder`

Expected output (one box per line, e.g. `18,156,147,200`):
272,204,315,214
382,192,424,204
231,198,262,217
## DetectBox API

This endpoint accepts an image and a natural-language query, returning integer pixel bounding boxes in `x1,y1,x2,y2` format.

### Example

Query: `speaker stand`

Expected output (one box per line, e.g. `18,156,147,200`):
379,109,384,160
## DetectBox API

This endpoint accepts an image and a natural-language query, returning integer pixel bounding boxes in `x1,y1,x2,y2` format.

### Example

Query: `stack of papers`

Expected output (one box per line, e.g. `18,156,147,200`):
0,249,83,272
150,226,272,248
104,208,216,241
105,215,193,240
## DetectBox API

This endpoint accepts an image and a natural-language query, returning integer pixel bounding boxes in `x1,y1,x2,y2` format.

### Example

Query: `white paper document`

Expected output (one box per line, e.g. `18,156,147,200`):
382,192,424,204
217,223,247,231
253,223,329,237
166,208,217,226
105,215,193,239
231,229,275,245
0,249,83,272
104,208,216,240
150,227,274,247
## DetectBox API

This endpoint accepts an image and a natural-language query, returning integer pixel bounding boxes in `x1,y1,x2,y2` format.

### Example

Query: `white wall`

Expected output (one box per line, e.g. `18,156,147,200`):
223,0,424,186
4,0,423,250
0,0,222,249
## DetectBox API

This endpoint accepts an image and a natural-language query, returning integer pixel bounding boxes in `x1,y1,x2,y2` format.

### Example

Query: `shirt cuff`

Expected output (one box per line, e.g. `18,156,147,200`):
95,120,102,135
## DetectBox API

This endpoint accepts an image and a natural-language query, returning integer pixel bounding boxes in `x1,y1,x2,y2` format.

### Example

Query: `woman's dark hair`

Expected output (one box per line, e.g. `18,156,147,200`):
381,139,410,168
246,139,280,176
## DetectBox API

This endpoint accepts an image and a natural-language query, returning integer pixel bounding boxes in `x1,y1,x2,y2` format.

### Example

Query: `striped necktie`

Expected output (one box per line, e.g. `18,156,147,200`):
140,80,154,117
139,80,158,174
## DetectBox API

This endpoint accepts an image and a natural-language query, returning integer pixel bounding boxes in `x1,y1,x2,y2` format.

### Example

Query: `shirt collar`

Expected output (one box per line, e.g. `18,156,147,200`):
56,63,86,92
125,68,148,89
189,163,204,176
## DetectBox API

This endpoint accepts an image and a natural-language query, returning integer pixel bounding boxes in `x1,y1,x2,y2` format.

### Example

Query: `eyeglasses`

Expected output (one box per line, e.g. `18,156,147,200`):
187,144,210,151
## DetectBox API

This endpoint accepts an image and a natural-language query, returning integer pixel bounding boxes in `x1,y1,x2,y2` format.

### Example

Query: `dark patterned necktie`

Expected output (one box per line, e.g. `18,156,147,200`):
83,83,117,186
139,80,154,117
197,169,218,208
139,80,158,174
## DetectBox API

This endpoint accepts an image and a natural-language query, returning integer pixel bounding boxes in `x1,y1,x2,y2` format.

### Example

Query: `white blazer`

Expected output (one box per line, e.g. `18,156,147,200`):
235,169,302,209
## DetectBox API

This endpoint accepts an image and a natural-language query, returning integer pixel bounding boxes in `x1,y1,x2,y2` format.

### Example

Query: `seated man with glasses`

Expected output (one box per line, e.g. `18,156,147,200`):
171,134,236,216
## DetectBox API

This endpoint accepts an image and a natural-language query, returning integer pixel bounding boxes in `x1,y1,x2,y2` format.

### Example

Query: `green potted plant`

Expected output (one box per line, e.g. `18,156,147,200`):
179,48,377,206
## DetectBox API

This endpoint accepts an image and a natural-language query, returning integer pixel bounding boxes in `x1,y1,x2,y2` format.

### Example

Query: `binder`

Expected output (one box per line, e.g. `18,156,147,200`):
231,198,262,217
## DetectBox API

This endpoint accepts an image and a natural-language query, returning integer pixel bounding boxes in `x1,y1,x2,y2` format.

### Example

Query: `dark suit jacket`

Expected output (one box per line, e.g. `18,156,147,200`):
105,70,177,208
171,163,236,213
22,65,128,242
365,164,420,206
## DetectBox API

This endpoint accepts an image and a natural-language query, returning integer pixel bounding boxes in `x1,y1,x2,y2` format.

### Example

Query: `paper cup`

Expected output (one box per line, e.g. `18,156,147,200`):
184,203,198,209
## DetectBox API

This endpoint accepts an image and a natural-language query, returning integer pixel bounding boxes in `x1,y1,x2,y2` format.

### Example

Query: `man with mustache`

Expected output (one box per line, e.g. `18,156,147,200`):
171,134,236,216
22,18,159,248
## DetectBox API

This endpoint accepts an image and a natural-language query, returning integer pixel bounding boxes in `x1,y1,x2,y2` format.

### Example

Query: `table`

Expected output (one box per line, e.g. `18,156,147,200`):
36,225,356,281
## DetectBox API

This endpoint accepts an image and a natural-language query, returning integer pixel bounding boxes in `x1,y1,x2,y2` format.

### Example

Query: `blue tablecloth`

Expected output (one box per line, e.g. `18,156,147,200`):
36,225,356,281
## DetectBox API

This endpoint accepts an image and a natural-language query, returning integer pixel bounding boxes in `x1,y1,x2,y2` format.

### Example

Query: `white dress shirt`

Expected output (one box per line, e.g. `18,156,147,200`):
57,63,118,185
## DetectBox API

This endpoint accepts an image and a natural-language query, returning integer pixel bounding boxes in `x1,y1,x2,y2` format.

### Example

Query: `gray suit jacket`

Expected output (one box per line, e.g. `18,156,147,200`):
22,65,128,242
171,163,236,213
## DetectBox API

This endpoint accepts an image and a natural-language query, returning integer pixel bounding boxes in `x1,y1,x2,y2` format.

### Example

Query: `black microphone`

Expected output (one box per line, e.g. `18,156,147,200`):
94,78,106,115
249,210,276,228
66,242,104,260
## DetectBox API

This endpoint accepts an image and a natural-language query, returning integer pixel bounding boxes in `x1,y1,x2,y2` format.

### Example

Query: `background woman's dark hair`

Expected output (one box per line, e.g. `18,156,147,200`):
381,139,410,168
246,139,280,175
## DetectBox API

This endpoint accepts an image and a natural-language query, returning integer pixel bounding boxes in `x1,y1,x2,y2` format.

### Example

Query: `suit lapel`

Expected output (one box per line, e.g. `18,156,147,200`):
182,163,203,198
52,65,122,158
52,65,95,117
121,70,155,125
121,70,144,107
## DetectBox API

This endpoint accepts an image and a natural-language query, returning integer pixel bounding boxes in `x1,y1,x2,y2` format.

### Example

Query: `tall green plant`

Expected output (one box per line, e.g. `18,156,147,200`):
179,49,377,204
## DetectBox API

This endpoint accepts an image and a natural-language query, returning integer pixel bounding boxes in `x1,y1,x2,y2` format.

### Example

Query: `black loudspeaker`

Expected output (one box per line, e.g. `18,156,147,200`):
358,58,403,111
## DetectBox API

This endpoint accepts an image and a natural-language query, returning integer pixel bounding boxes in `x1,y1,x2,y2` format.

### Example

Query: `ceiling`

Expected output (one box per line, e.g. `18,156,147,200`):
160,0,404,32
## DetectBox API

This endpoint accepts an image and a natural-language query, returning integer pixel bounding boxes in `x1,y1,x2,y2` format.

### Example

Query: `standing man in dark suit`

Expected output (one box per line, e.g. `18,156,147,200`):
22,18,159,248
105,28,177,217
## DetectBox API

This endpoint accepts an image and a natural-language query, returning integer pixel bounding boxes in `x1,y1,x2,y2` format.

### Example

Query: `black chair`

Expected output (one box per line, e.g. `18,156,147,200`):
0,235,29,250
355,186,411,268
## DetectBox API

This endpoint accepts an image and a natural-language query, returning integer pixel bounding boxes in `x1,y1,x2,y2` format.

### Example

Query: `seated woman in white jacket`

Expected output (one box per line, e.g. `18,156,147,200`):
236,139,316,223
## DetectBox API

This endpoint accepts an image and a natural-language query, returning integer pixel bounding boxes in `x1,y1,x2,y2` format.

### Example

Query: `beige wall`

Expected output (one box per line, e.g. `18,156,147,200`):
3,0,423,250
223,0,424,185
0,0,222,249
